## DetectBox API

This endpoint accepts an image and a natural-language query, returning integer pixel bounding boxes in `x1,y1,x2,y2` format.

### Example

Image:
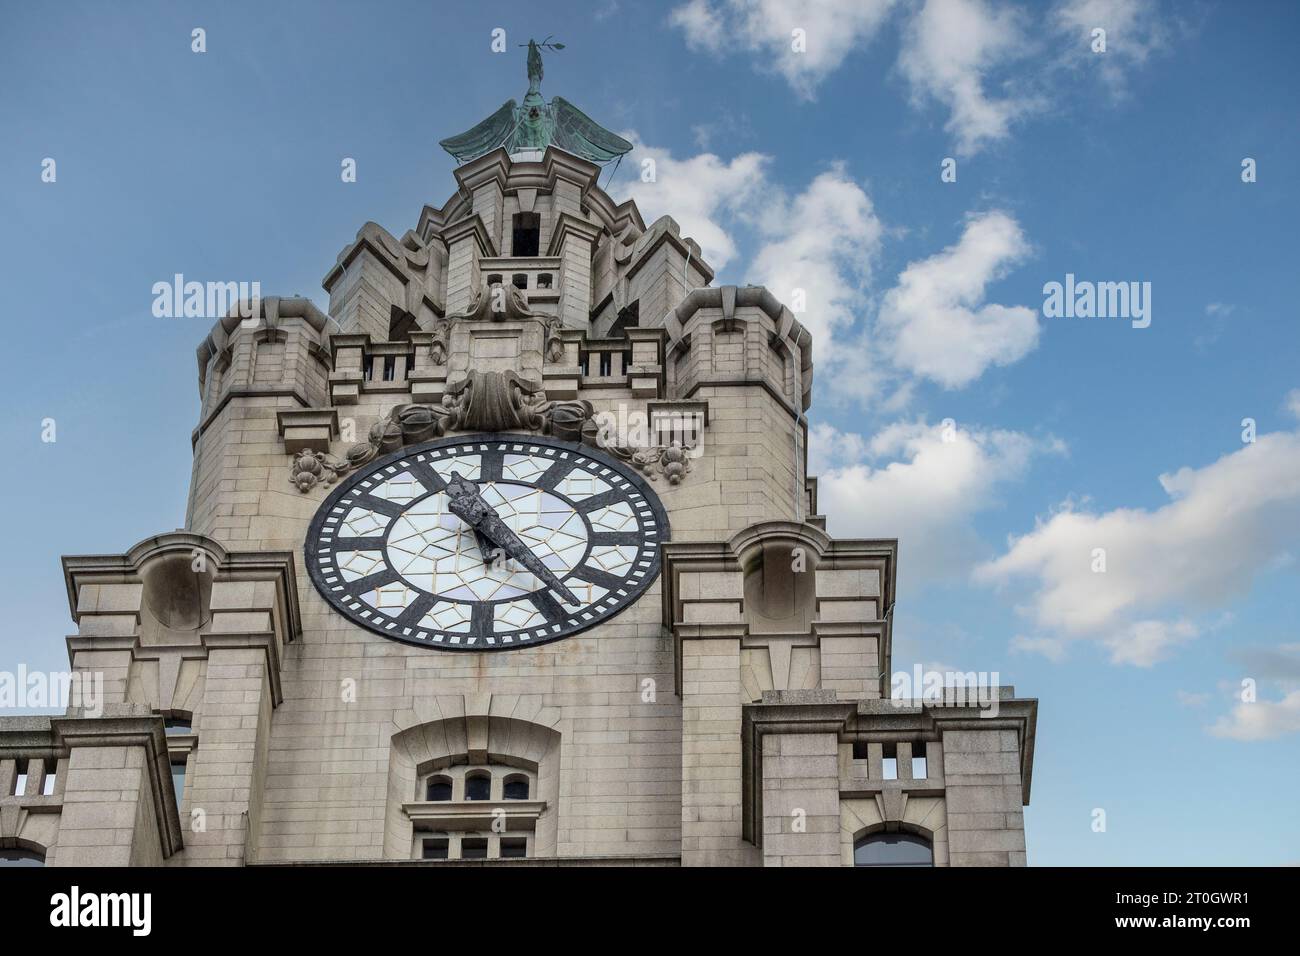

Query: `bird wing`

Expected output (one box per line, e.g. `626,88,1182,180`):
550,96,633,163
438,99,518,163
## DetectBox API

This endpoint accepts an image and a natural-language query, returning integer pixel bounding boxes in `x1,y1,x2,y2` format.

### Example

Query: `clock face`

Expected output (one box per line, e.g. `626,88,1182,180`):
305,433,669,650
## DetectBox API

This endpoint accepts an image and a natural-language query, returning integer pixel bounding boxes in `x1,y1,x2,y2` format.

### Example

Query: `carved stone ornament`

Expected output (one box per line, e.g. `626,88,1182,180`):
450,281,544,323
289,395,694,492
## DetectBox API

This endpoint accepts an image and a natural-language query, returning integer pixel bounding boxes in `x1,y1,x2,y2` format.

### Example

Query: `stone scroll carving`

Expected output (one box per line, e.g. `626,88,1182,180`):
288,393,694,493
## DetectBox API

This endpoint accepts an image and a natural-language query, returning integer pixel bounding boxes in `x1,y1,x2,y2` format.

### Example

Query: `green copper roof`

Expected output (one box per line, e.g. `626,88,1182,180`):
439,39,634,165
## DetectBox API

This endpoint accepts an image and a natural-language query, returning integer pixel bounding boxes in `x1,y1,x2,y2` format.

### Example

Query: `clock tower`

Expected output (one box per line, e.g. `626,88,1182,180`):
0,46,1038,868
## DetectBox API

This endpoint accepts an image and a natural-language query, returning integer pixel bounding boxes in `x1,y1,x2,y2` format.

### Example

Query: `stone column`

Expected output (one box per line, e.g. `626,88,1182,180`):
680,633,747,865
180,579,284,865
548,214,602,330
442,216,496,317
760,729,841,866
941,728,1028,866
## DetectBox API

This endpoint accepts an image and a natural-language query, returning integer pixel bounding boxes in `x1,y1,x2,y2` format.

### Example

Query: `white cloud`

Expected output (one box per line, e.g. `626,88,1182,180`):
617,136,770,270
1053,0,1167,96
1210,690,1300,741
670,0,898,99
977,417,1300,664
876,211,1039,389
1102,618,1198,667
618,143,1037,401
813,419,1062,586
898,0,1041,156
1175,689,1210,708
750,165,883,363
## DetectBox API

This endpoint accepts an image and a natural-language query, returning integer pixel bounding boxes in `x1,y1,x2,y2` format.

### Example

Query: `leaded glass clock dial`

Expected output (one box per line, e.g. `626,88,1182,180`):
305,433,669,650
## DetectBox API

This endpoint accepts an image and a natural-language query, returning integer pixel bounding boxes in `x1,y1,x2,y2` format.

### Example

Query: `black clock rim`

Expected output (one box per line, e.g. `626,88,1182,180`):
304,431,672,652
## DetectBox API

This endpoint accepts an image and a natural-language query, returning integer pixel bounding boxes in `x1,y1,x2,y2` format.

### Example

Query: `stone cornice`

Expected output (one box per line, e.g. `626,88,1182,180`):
440,214,498,257
47,713,184,858
546,212,603,255
453,148,513,195
192,387,314,447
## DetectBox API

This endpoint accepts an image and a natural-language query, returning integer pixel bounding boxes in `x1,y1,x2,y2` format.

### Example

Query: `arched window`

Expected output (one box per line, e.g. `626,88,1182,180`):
853,832,933,868
464,771,492,801
425,776,453,801
0,848,45,867
502,775,529,800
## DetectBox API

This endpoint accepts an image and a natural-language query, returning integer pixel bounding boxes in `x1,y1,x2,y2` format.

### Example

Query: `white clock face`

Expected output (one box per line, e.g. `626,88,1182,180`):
305,434,669,650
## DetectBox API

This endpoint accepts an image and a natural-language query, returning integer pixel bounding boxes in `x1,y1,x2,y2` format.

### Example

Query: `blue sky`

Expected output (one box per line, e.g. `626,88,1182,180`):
2,0,1297,865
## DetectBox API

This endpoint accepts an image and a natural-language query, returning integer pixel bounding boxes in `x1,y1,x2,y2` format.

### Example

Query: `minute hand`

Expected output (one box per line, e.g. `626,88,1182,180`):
444,473,581,606
476,511,581,606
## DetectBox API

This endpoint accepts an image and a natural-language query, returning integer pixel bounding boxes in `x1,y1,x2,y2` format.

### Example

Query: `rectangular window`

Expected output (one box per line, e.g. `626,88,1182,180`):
461,838,488,860
13,759,28,797
912,743,928,780
512,213,540,257
171,756,188,806
500,838,527,859
421,838,449,860
851,741,869,760
41,759,57,796
882,743,898,781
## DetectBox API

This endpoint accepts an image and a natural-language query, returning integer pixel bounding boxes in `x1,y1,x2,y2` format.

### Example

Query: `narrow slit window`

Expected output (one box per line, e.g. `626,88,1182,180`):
41,759,57,796
882,743,898,781
598,352,612,377
13,759,28,797
382,355,396,381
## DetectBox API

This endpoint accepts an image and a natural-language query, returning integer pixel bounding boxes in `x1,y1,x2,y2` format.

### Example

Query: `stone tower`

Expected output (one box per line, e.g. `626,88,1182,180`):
0,59,1037,867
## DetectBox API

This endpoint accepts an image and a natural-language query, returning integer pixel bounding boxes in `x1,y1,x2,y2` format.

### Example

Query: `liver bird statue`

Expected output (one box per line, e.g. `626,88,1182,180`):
439,38,634,165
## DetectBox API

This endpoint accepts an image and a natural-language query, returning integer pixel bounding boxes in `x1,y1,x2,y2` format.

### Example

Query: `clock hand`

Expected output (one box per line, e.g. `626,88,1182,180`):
444,471,581,606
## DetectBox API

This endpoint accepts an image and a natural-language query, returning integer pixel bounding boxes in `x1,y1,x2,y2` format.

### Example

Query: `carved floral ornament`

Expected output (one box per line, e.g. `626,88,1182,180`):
288,390,693,493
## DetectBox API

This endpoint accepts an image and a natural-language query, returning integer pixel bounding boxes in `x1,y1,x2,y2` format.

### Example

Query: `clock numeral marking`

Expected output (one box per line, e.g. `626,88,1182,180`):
391,593,436,629
331,536,386,552
343,566,401,596
570,565,624,592
588,531,642,547
527,588,570,624
573,488,624,512
353,495,405,518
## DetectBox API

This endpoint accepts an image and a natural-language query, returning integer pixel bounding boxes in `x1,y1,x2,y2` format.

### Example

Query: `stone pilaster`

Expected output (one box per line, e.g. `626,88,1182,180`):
46,712,183,866
548,214,602,329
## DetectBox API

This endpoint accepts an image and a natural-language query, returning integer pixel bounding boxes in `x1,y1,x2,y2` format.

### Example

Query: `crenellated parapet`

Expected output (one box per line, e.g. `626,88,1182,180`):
662,285,813,415
323,221,447,340
193,296,337,440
